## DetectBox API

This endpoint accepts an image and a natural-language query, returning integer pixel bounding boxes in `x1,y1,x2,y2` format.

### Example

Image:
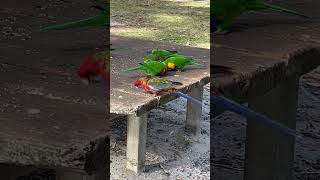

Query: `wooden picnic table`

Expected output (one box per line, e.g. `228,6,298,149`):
212,0,320,179
110,36,210,173
0,1,109,179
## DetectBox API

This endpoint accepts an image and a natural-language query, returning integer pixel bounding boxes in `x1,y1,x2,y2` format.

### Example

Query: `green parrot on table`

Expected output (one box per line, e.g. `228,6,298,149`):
212,0,309,33
162,56,204,71
143,49,178,63
126,61,167,77
143,49,204,71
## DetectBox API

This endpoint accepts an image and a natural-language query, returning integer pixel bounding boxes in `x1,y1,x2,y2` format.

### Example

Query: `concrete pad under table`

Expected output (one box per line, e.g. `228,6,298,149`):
212,0,320,179
110,36,210,173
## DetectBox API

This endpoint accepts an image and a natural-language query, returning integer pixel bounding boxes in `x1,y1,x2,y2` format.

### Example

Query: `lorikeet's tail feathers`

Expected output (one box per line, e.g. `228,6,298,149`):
258,2,309,18
40,15,102,31
126,66,143,71
168,81,183,86
211,95,300,137
173,91,202,105
192,61,205,67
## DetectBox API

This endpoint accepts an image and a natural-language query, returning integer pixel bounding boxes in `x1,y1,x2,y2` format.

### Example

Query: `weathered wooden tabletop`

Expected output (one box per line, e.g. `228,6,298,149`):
212,0,320,101
110,36,210,116
0,0,109,171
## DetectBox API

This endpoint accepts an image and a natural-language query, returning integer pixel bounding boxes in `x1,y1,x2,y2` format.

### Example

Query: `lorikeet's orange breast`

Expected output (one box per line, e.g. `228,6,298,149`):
167,62,176,70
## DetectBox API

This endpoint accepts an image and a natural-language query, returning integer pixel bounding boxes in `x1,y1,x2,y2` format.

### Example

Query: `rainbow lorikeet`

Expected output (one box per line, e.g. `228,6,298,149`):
212,0,309,33
143,49,178,63
144,49,204,71
211,90,298,137
134,77,202,105
162,56,204,71
40,5,109,31
150,49,178,60
126,61,167,76
78,53,109,87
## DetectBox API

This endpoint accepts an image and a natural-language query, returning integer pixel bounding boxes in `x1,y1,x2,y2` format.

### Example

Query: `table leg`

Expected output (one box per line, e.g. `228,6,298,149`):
185,85,204,135
126,113,148,173
244,76,299,180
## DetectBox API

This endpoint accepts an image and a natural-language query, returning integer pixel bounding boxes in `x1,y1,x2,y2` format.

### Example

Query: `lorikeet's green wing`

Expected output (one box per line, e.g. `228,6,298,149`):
144,61,167,76
163,56,190,70
40,9,108,31
126,65,144,71
147,78,176,92
163,56,204,70
126,61,166,76
143,54,159,63
146,78,202,105
151,49,179,61
151,49,177,56
126,64,156,76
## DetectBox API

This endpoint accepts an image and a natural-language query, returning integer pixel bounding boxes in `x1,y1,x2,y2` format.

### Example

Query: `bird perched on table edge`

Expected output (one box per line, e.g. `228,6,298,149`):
134,76,202,105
